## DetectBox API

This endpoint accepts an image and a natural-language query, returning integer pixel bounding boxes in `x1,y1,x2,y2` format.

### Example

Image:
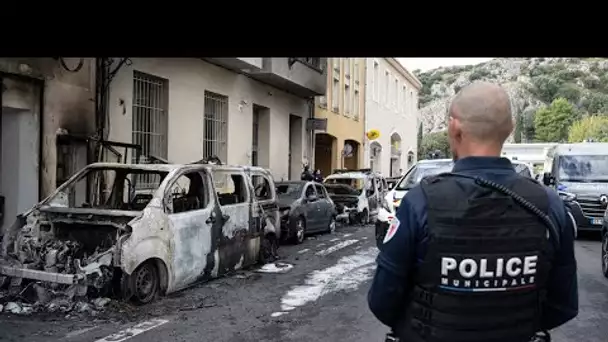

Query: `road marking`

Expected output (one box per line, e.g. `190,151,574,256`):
342,233,353,238
278,247,377,313
316,239,359,256
297,248,310,254
271,311,288,317
95,318,169,342
317,243,326,247
330,238,340,242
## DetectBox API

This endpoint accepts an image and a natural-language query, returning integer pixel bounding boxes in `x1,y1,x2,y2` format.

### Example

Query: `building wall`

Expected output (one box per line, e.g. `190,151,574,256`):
107,58,311,181
313,58,365,177
363,58,421,177
0,58,96,198
0,58,95,237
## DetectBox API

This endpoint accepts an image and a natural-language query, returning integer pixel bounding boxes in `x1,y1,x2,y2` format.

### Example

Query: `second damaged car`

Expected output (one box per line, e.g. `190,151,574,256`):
0,163,280,305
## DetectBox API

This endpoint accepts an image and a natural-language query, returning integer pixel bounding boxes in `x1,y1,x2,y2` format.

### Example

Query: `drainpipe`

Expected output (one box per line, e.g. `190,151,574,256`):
308,97,315,170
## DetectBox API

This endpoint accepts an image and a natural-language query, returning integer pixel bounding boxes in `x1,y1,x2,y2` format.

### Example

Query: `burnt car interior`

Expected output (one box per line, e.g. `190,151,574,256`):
169,172,208,214
216,174,248,206
253,175,272,200
57,168,169,211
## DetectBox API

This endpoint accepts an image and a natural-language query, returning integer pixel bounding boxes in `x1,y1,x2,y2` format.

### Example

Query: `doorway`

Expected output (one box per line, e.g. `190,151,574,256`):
252,104,270,167
1,76,41,236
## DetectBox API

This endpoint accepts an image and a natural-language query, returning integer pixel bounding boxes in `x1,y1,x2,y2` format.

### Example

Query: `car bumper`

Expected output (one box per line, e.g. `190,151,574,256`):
567,201,604,232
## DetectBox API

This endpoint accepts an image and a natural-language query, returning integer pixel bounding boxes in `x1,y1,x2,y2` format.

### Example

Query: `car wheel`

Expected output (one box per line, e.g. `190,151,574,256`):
129,260,160,305
260,233,279,264
326,216,336,234
602,231,608,278
292,217,306,244
360,209,369,226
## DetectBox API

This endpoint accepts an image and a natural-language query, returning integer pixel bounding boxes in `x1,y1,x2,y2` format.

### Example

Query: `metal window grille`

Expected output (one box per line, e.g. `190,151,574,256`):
204,91,228,162
252,108,259,166
132,71,168,189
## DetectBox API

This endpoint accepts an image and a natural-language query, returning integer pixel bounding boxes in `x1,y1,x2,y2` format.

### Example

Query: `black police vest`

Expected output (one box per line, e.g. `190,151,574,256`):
397,173,555,342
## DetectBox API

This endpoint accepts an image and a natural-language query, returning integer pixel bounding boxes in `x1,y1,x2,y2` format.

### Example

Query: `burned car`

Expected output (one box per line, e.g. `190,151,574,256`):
0,163,279,305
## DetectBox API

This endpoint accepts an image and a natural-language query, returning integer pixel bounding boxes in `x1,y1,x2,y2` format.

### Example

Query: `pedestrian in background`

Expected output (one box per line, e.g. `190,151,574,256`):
368,82,578,342
313,169,323,183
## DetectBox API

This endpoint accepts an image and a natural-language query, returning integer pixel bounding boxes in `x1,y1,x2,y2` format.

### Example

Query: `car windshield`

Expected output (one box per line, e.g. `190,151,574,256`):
276,183,303,198
46,167,168,210
324,177,365,194
557,155,608,182
325,184,358,195
396,162,453,190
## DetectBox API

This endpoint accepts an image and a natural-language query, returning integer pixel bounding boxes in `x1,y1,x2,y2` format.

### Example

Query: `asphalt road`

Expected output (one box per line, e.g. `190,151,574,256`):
0,227,606,342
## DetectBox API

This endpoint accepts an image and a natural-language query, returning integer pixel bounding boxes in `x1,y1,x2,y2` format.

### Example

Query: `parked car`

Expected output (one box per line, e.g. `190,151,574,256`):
542,143,608,235
385,176,401,191
275,181,336,244
0,162,280,304
324,169,385,225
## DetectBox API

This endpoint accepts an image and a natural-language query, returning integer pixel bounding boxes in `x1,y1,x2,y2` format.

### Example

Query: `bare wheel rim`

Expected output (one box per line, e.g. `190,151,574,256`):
135,263,157,302
296,219,305,242
603,235,608,274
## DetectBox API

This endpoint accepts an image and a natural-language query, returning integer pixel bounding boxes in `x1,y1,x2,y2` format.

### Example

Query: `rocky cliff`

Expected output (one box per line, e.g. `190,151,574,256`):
416,58,608,142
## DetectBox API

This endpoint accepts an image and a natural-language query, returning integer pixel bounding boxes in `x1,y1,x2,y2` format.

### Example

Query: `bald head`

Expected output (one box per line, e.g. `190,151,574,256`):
449,82,513,144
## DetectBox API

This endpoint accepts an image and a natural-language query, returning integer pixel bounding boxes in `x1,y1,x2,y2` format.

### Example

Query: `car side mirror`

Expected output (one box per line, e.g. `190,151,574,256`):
542,172,555,186
307,194,317,202
222,214,230,221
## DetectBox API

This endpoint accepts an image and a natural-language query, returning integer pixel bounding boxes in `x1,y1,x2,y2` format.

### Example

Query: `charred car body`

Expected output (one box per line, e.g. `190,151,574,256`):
275,181,336,244
0,163,279,304
324,169,386,225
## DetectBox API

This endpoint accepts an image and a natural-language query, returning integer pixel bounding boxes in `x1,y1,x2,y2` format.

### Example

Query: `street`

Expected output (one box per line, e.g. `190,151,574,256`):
0,225,606,342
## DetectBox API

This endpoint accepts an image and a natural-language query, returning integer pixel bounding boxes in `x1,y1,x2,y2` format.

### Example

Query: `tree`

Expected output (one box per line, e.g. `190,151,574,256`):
534,98,576,142
568,115,608,142
418,131,451,160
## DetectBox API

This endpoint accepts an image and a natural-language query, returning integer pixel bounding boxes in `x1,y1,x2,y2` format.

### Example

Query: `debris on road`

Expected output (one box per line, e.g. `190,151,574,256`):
256,262,294,274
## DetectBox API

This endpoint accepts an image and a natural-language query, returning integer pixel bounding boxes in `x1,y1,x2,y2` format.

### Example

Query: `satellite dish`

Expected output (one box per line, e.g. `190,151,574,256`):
342,143,354,157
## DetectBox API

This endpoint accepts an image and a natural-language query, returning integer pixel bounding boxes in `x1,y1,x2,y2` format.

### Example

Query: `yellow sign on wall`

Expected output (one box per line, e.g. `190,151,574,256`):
367,129,380,140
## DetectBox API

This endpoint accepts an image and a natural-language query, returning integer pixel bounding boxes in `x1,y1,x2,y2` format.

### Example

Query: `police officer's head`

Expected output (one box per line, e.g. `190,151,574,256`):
447,82,513,161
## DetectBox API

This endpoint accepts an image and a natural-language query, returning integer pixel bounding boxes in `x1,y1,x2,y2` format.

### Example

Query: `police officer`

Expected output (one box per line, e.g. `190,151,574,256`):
368,82,578,342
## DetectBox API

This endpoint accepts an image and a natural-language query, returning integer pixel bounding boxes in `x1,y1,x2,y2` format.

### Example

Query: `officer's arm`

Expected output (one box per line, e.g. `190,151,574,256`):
368,189,422,328
542,195,579,330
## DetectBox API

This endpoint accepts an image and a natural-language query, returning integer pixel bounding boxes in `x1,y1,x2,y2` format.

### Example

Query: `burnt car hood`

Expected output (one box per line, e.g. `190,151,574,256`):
37,206,140,230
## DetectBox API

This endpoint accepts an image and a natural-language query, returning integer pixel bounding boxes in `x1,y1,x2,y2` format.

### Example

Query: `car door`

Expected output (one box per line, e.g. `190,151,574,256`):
211,168,253,275
164,168,216,290
314,183,331,224
250,169,280,240
302,183,320,230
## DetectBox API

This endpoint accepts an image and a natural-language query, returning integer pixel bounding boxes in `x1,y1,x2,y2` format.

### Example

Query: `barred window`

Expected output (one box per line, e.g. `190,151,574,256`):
204,91,228,162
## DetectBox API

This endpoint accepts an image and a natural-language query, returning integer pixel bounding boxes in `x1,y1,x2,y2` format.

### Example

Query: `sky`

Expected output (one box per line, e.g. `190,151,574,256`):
397,58,494,73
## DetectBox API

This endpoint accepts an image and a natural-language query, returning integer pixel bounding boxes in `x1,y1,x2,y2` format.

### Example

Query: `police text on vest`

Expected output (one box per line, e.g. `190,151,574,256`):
439,255,538,292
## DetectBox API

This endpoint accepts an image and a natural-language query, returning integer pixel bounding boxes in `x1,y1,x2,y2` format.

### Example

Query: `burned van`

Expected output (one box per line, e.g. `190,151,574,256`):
0,163,279,305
